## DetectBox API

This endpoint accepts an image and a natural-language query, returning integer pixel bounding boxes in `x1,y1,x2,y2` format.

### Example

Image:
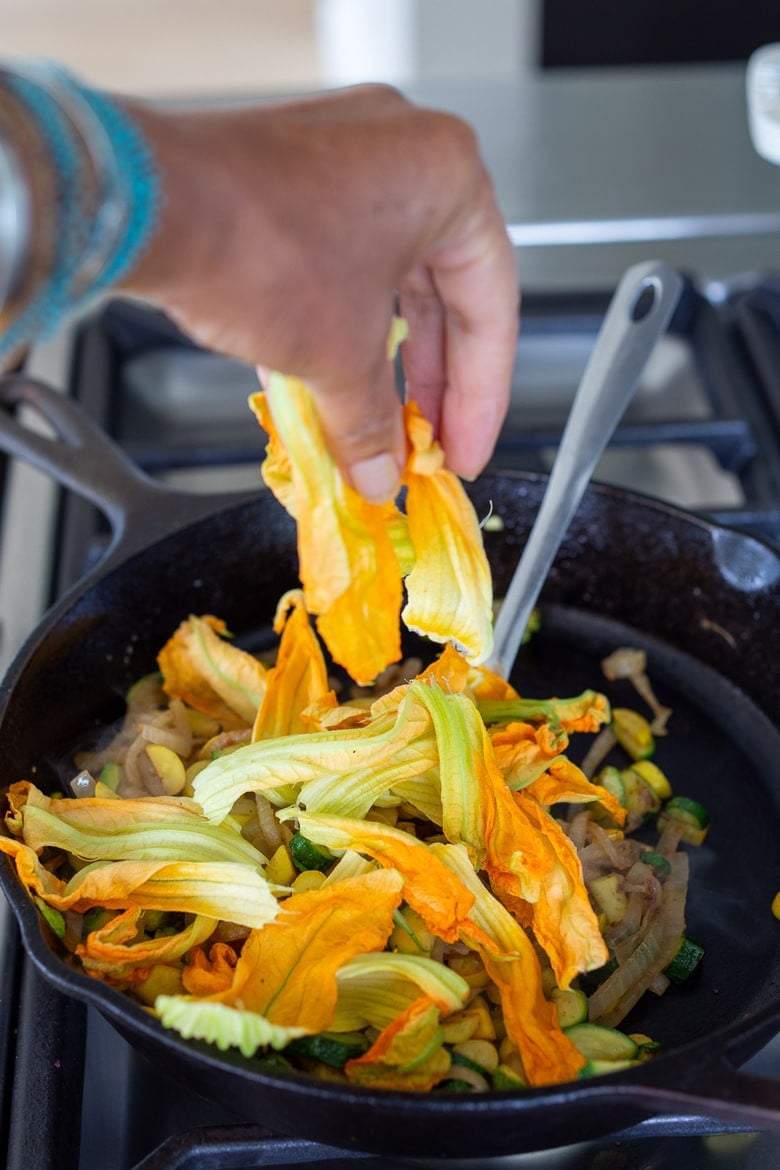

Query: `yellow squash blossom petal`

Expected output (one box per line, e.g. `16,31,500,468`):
477,690,611,735
525,755,627,825
344,997,451,1091
251,590,331,741
411,681,606,986
332,953,469,1032
251,377,404,684
7,783,267,867
156,996,306,1057
489,721,570,790
293,730,438,820
191,869,403,1034
182,940,239,996
193,688,431,824
511,792,609,986
77,907,216,982
401,402,494,665
431,842,585,1087
158,615,266,729
0,836,279,928
291,811,475,943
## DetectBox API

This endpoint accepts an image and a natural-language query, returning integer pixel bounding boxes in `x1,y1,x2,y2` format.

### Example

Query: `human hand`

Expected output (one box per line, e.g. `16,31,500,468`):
120,84,519,502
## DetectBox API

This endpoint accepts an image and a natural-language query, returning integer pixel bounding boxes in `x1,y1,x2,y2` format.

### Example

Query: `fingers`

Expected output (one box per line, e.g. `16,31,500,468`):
400,184,519,480
398,265,447,437
307,351,406,504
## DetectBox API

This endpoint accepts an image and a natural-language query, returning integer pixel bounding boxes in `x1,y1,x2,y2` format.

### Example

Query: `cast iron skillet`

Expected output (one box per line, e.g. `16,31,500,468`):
0,373,778,1160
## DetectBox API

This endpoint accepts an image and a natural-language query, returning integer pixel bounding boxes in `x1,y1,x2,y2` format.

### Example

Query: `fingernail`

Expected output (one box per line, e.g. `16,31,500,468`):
348,452,401,504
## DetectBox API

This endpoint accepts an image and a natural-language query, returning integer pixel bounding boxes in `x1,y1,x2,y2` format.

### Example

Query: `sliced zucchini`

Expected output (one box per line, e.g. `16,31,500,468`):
595,765,626,806
451,1051,489,1077
285,1030,369,1068
664,935,705,984
578,1058,639,1078
453,1038,499,1073
657,796,709,845
639,849,672,876
588,872,628,924
611,708,655,760
629,1033,663,1060
630,759,672,800
97,761,121,792
565,1023,639,1062
551,987,589,1028
289,832,335,873
492,1063,526,1089
621,767,662,822
33,896,66,940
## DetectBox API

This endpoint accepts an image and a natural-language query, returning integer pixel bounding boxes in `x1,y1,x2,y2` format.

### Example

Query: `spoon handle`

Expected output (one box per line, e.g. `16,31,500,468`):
491,259,684,678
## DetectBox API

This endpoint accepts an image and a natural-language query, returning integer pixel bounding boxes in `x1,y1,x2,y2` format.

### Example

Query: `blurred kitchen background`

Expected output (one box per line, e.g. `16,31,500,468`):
4,0,780,292
2,0,778,95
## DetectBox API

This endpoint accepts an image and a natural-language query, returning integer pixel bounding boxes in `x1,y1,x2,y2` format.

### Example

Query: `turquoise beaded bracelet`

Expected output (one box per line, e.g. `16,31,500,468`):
0,60,160,362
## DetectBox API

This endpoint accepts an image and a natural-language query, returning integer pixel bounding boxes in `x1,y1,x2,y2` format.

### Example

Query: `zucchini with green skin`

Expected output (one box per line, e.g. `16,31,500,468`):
289,832,336,873
621,766,661,822
595,765,626,806
639,849,672,876
564,1022,639,1062
664,936,705,984
611,708,655,760
285,1031,369,1068
657,796,709,845
551,987,589,1028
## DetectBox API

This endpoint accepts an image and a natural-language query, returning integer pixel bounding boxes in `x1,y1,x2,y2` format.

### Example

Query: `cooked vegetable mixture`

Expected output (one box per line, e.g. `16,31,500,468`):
0,373,707,1091
0,609,706,1091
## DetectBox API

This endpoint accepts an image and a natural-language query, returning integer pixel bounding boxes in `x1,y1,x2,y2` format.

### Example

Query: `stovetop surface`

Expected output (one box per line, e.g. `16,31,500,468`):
1,276,779,1169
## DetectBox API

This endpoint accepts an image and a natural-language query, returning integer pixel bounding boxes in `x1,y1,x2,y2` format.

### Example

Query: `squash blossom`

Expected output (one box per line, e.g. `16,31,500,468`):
248,351,493,684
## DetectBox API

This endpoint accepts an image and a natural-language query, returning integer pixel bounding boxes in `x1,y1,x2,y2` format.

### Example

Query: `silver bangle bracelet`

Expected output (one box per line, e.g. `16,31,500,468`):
0,129,31,314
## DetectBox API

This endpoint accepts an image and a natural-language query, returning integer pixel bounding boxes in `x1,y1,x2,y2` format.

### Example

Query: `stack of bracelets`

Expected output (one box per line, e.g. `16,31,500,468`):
0,59,160,368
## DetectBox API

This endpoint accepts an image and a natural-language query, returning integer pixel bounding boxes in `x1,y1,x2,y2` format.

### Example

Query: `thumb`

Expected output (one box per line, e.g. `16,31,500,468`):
307,357,406,504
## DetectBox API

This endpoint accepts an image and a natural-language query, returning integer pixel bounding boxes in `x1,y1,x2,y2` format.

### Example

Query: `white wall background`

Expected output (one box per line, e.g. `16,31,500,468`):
0,0,541,96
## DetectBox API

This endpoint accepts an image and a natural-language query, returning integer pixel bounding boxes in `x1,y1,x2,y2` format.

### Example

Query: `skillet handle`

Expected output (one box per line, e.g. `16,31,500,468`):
0,373,252,559
0,373,164,531
627,1020,780,1134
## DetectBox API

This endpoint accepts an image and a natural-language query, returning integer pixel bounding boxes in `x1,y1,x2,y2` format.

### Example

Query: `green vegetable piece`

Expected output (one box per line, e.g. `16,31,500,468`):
657,796,709,845
551,987,589,1028
596,766,626,806
611,708,654,760
578,1058,639,1078
125,671,163,705
285,1031,370,1068
437,1078,474,1092
451,1050,490,1077
621,767,662,821
289,832,335,873
33,896,66,940
639,849,672,876
97,761,121,792
565,1022,639,1062
663,796,709,828
664,936,705,984
578,957,618,996
83,907,114,933
492,1064,527,1090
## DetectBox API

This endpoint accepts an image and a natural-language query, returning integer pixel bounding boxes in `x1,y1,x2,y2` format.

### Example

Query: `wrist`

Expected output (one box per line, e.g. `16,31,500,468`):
0,61,160,364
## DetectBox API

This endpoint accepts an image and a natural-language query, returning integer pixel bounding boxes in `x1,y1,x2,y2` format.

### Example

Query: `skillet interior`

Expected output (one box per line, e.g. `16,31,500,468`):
0,472,779,1157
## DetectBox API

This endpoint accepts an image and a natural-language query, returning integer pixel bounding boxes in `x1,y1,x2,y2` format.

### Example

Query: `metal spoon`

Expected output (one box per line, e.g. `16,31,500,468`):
491,258,684,678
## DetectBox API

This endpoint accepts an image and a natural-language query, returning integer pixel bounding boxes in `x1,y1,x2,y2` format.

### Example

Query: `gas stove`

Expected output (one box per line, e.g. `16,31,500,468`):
0,268,778,1168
